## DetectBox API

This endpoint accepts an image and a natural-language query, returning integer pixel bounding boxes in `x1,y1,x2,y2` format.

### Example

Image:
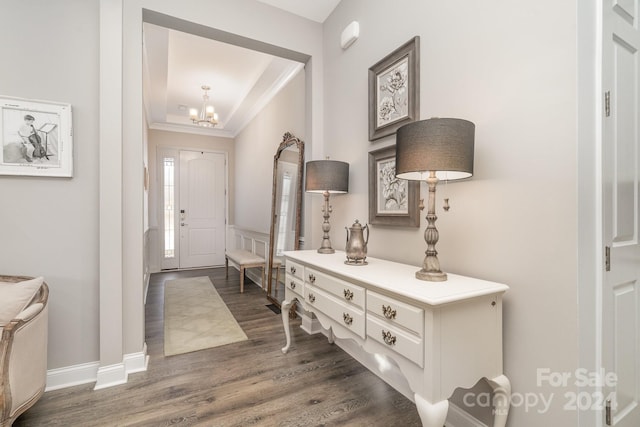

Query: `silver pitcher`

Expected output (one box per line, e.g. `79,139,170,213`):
345,219,369,265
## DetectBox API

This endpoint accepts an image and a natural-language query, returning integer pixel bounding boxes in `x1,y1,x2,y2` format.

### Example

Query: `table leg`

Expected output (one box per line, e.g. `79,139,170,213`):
281,299,293,353
488,374,511,427
414,394,448,427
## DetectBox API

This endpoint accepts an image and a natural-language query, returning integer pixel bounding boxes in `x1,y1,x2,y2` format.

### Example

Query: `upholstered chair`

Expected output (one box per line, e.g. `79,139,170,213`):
0,276,49,427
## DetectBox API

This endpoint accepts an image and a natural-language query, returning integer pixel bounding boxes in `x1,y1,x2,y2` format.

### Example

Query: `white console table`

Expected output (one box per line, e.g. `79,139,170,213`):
280,250,510,427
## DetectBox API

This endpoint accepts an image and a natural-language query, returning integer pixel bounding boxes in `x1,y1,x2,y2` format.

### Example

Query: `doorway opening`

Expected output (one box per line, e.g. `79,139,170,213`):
159,148,227,270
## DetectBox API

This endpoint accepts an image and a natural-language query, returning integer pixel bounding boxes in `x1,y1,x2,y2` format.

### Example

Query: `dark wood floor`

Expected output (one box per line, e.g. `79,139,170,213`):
14,267,421,426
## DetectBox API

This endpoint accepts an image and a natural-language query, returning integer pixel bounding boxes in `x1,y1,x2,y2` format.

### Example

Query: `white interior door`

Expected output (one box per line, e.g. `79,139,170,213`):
178,150,226,268
602,0,640,424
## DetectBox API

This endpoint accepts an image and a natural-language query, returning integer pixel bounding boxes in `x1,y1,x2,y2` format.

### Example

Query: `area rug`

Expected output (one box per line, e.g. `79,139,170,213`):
164,276,248,356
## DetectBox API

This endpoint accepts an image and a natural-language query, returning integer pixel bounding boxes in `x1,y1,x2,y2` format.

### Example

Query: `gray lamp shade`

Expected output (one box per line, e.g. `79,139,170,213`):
395,118,474,181
305,160,349,193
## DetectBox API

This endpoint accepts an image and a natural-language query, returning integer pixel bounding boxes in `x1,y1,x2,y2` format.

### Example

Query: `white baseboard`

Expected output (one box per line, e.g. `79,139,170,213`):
94,362,128,390
225,265,265,290
45,361,99,391
245,269,264,289
124,343,149,374
446,403,488,427
45,344,149,392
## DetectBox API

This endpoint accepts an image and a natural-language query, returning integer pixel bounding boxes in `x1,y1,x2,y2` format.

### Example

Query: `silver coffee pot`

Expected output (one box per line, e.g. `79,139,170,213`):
345,219,369,265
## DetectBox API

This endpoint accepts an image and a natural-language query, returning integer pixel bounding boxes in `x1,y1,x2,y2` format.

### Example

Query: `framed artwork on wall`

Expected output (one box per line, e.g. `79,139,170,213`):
0,95,73,177
368,145,420,227
368,36,420,141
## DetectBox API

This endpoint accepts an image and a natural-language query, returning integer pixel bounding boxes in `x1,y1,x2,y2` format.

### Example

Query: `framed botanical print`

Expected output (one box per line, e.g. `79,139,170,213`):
368,36,420,141
368,145,420,227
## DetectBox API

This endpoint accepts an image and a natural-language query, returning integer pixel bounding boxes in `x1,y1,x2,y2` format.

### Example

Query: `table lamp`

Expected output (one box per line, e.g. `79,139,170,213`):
305,159,349,253
395,118,474,281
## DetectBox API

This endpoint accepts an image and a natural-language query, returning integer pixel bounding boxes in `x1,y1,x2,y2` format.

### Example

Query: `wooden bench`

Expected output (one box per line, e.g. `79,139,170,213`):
225,249,266,293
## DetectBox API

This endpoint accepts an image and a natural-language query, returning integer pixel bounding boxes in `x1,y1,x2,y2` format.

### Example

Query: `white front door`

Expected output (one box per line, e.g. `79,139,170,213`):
159,148,226,270
179,150,226,268
602,0,640,424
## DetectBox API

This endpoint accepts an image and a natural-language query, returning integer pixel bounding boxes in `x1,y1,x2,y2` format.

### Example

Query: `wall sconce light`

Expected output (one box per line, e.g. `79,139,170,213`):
305,159,350,253
395,118,475,281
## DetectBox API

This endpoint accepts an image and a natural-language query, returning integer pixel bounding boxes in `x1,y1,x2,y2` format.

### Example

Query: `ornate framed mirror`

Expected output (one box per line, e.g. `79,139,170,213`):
267,132,305,307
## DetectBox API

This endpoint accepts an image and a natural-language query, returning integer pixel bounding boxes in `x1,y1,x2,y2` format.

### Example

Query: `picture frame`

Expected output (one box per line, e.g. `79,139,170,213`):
0,95,73,177
368,145,420,227
368,36,420,141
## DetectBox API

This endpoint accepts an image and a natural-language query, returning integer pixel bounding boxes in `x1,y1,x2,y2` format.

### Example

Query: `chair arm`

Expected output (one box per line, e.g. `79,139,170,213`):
13,303,44,323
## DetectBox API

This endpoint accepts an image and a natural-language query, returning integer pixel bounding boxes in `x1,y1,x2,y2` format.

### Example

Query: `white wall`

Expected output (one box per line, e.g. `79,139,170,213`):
0,0,100,369
234,69,306,234
322,1,579,426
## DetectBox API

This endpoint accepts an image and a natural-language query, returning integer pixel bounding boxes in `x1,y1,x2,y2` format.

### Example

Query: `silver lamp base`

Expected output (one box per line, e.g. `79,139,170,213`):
317,191,335,254
415,172,448,282
416,269,447,282
317,247,335,254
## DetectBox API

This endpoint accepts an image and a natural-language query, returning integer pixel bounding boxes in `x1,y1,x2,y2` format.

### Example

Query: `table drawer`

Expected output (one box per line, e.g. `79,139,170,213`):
306,267,365,309
286,259,304,281
367,290,424,337
367,315,423,367
305,286,365,339
285,273,304,299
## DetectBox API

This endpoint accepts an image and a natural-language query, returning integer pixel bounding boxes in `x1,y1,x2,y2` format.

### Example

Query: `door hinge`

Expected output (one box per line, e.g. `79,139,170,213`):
605,399,612,425
605,91,611,117
605,246,611,272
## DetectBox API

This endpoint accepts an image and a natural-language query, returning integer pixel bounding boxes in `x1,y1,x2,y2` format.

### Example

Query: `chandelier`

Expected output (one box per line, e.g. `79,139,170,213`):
189,85,218,127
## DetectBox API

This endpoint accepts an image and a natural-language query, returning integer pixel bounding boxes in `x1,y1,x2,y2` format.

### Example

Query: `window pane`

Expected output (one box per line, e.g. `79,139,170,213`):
163,158,175,258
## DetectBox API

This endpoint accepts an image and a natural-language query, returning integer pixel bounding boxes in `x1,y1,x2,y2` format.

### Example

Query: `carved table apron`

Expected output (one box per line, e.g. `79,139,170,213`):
280,250,511,427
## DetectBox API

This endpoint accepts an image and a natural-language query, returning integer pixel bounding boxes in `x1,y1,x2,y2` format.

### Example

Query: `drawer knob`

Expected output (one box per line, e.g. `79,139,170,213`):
382,330,396,346
308,293,316,303
343,312,353,325
290,266,296,274
343,289,354,301
290,281,296,290
308,273,316,283
382,305,397,320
